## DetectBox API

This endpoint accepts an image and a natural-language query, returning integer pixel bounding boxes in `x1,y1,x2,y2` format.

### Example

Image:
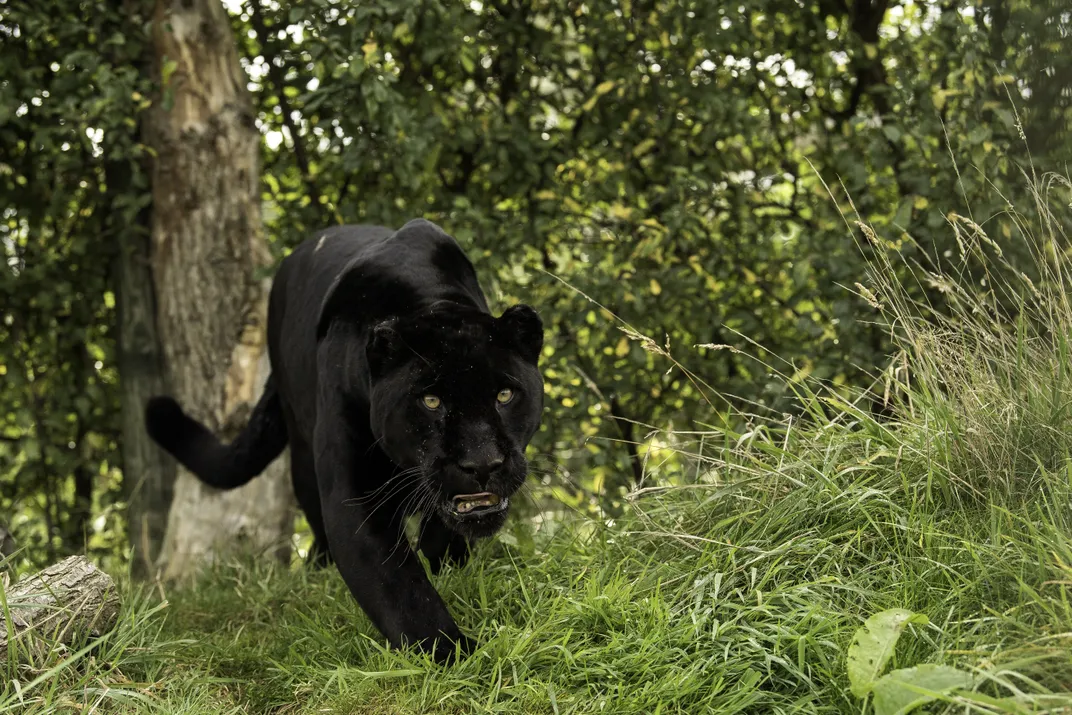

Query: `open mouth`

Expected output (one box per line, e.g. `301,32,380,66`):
451,492,508,517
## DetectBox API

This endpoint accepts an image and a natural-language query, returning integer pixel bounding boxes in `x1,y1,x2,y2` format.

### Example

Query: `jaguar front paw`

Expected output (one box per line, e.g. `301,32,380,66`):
414,631,477,664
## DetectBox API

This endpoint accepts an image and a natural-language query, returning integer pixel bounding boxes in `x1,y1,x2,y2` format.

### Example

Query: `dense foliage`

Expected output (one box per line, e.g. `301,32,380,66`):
0,0,149,564
0,0,1069,566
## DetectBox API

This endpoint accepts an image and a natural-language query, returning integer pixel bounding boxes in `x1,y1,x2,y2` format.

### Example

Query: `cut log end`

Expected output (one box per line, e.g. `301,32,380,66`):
1,555,121,663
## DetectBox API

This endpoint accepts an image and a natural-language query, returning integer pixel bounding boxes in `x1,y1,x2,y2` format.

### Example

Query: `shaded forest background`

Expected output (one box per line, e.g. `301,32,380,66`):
0,0,1069,571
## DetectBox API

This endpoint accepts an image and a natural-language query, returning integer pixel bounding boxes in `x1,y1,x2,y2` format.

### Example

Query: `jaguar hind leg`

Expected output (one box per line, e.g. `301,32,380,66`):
290,439,333,567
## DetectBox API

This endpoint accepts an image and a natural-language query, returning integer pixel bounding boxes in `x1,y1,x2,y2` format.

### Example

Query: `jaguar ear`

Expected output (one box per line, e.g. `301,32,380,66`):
365,319,402,377
498,304,543,364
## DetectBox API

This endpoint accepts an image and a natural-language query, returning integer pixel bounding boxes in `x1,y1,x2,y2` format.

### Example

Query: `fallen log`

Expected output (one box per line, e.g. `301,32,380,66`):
0,555,121,662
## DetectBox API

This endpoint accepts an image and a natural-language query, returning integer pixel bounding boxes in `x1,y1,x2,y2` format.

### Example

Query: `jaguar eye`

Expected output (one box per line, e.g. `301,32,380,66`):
422,394,442,410
496,388,514,404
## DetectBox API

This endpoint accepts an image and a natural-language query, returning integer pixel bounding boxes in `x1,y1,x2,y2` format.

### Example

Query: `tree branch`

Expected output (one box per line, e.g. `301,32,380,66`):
609,395,645,488
829,0,894,123
557,321,648,489
247,0,327,220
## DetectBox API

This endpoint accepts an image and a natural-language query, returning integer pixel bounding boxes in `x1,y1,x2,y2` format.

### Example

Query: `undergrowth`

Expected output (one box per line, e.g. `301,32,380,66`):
1,172,1071,713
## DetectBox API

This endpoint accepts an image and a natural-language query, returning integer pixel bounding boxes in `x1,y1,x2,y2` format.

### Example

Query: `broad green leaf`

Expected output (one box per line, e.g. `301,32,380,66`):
847,609,928,697
872,665,974,715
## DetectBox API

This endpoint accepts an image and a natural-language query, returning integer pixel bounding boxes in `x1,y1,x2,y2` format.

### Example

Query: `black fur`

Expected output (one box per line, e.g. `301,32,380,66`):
145,219,544,663
144,384,287,489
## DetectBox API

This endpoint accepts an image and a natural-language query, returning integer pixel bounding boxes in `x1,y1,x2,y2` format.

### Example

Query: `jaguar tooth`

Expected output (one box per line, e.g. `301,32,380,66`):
453,492,503,514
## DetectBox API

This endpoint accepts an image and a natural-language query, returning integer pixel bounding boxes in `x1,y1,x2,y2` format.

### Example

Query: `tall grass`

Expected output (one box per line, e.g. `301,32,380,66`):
856,171,1072,508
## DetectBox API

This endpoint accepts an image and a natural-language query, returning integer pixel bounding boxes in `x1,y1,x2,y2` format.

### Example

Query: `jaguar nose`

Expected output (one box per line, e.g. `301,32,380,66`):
458,455,505,479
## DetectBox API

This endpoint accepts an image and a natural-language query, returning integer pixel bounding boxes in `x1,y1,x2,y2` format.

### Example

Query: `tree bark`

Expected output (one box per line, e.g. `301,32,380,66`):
146,0,292,579
0,556,120,663
91,0,178,579
115,218,175,579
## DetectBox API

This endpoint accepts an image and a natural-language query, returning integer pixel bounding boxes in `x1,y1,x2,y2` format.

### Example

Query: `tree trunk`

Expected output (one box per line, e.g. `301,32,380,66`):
0,556,120,663
92,0,178,580
115,217,175,579
146,0,292,579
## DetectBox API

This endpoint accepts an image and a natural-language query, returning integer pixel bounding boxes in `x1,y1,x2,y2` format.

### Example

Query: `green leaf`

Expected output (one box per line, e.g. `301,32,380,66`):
632,138,656,157
582,80,617,112
161,58,179,86
847,609,928,697
460,50,475,74
872,665,974,715
892,197,914,229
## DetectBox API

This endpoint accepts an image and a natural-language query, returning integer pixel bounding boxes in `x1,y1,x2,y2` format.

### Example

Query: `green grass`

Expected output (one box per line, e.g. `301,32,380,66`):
2,428,1069,713
3,172,1072,713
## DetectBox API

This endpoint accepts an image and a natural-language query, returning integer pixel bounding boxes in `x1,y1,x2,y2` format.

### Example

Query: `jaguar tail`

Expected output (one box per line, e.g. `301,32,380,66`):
144,380,288,489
